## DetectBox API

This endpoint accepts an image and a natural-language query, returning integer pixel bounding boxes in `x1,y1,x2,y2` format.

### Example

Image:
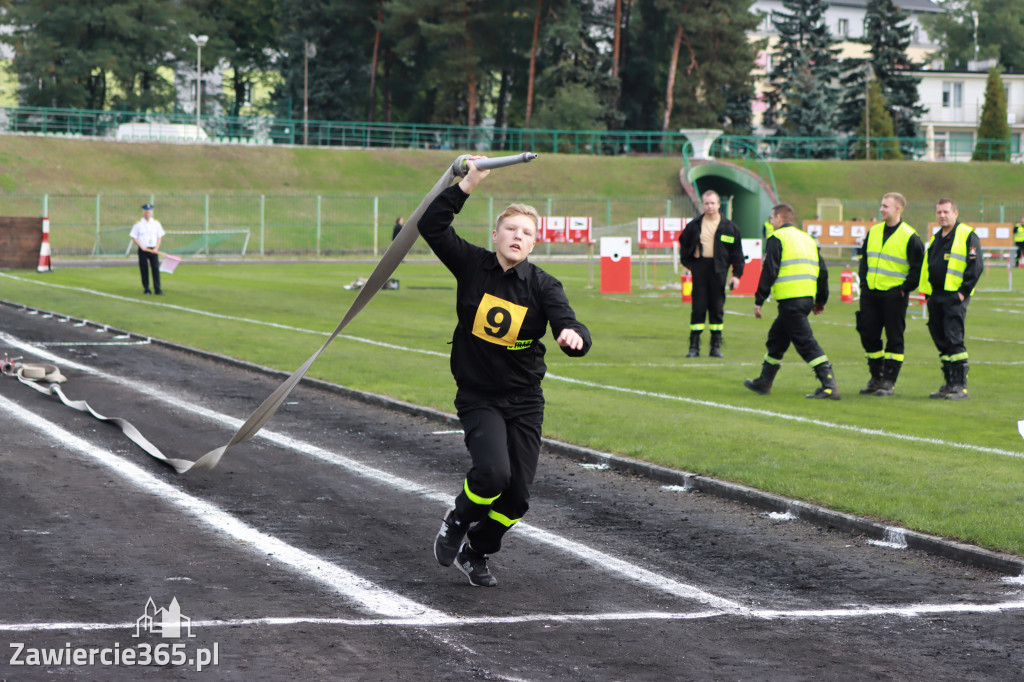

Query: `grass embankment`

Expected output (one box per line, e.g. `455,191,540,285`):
2,262,1022,556
5,135,1024,224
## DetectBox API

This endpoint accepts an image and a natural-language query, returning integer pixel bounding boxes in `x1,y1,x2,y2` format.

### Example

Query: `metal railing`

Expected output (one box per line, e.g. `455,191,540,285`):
4,104,1017,162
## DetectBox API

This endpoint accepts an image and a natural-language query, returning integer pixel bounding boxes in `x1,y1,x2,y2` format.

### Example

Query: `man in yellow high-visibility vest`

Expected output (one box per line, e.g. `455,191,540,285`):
1014,218,1024,267
744,204,839,399
920,198,984,400
856,192,924,396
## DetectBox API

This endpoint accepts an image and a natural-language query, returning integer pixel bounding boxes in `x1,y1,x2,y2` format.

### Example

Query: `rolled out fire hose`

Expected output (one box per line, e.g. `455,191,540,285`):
11,153,538,473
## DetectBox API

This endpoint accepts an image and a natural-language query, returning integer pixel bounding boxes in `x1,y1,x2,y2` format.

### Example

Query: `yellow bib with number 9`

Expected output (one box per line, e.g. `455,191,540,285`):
472,293,528,347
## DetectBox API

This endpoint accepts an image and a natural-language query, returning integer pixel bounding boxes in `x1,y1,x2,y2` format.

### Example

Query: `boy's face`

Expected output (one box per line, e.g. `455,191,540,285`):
493,214,537,270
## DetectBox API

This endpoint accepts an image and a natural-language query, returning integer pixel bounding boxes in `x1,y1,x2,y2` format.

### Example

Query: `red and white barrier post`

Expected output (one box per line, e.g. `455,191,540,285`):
37,217,52,272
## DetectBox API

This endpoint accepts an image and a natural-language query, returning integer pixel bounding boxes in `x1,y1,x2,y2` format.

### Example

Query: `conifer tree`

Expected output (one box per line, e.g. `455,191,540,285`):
863,0,925,142
973,67,1010,161
856,79,902,160
765,0,841,150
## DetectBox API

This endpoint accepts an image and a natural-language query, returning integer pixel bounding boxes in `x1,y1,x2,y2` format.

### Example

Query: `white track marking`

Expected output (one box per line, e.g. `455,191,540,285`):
0,331,743,610
0,395,444,622
4,595,1024,633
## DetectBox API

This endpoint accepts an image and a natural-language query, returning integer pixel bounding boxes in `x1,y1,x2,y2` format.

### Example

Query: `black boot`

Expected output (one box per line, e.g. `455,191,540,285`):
709,331,724,358
946,361,969,400
874,359,901,396
744,362,780,395
929,362,952,399
859,357,884,394
807,362,840,400
685,331,701,358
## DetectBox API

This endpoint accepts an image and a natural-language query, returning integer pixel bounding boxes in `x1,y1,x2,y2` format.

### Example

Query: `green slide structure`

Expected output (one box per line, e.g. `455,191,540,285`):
680,158,779,239
678,132,779,239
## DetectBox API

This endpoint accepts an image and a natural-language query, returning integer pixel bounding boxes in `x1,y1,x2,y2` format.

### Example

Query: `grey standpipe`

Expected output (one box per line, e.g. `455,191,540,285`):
452,152,539,177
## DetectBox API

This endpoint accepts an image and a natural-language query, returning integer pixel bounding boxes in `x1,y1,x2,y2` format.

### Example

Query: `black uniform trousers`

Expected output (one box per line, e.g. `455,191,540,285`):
926,291,969,358
765,297,826,364
453,387,544,555
137,249,161,293
688,258,726,330
856,288,909,357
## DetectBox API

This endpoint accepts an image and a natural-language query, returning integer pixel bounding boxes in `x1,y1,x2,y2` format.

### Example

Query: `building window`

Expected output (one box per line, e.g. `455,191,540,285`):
942,81,963,109
838,18,849,38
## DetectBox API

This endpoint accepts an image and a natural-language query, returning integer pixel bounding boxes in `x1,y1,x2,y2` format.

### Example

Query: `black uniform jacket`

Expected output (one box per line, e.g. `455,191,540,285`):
419,184,592,395
678,214,746,278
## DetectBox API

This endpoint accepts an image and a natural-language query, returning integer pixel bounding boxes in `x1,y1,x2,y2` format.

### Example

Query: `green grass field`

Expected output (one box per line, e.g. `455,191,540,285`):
2,257,1022,555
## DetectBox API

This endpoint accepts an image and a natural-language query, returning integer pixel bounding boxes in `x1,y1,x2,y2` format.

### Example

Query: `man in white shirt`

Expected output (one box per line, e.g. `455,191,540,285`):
129,203,166,295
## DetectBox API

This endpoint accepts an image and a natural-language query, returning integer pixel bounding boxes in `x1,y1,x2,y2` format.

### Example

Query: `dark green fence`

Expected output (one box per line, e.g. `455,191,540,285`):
5,104,1016,161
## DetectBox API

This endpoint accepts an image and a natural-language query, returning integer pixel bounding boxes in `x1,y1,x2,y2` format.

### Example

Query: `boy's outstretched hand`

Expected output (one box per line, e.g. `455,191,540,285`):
458,156,491,194
556,328,585,351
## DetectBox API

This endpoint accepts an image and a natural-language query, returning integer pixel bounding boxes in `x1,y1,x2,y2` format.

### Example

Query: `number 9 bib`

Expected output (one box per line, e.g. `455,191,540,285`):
472,293,528,347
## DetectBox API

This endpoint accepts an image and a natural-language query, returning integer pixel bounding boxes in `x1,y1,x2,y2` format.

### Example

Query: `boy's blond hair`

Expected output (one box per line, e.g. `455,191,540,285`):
495,203,540,233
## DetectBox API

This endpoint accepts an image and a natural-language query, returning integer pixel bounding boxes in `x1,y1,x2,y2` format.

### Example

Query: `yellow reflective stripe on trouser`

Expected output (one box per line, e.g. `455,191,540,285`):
884,352,904,362
949,351,969,362
865,350,884,360
463,478,501,506
487,510,521,528
808,355,828,368
764,354,782,365
690,323,705,332
708,323,724,332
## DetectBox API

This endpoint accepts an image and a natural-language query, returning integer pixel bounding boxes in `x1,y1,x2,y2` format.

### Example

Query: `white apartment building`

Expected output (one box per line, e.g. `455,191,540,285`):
914,68,1024,161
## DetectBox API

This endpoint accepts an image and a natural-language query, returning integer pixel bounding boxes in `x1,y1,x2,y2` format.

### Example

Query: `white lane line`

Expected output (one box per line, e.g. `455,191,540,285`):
0,331,744,611
34,341,153,347
0,394,444,622
4,595,1024,633
4,282,1020,458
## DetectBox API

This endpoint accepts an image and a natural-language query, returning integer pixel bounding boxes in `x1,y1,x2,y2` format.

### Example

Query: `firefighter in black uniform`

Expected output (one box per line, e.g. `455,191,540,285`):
856,192,924,396
678,190,745,358
422,157,592,587
743,204,839,399
921,198,983,400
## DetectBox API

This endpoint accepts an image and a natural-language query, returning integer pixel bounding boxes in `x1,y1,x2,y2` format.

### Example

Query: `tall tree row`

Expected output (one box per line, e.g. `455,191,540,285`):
1,0,763,135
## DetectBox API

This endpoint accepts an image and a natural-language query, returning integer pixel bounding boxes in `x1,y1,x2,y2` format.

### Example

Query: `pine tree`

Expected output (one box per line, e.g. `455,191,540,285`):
856,80,902,160
973,67,1010,161
863,0,925,143
1,0,192,110
619,0,759,135
766,0,841,150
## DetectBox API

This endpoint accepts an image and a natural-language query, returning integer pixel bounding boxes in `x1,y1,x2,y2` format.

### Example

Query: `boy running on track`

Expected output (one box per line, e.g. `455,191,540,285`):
419,157,592,587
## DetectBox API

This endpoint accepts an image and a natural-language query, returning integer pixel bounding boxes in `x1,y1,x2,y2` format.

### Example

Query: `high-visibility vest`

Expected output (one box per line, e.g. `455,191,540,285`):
919,223,974,296
1015,223,1024,243
770,226,819,300
763,221,774,239
865,221,915,290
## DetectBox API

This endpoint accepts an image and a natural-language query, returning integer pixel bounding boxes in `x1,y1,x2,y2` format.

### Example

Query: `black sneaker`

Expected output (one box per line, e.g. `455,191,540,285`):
433,508,467,567
455,542,497,587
